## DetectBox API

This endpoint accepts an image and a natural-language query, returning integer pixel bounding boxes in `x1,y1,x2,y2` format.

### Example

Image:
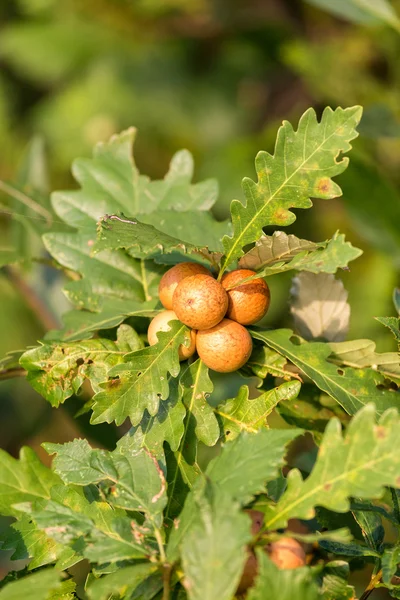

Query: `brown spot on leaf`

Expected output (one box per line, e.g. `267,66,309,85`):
374,425,386,439
317,177,331,194
323,483,332,492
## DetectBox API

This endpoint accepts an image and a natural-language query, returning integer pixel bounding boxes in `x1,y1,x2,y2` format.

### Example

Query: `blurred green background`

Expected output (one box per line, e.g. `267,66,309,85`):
0,0,400,588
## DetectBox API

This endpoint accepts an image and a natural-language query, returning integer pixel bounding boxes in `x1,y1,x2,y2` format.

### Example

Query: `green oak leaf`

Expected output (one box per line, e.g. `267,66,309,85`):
321,561,355,600
304,0,400,31
181,480,252,600
20,324,142,407
86,564,159,600
52,129,218,229
0,446,60,517
381,546,400,592
376,316,400,345
0,569,64,600
220,106,362,272
30,485,156,563
164,360,217,520
247,551,319,600
44,301,160,343
264,404,400,530
251,328,400,415
44,438,167,526
118,378,186,459
179,359,219,447
0,515,77,570
215,381,301,441
93,214,220,265
245,345,295,380
167,429,301,561
90,320,189,426
43,229,163,311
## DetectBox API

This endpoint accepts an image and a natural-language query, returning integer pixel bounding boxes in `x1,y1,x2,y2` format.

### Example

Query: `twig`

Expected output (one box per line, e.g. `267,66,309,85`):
359,569,382,600
3,265,59,331
162,563,172,600
0,367,27,380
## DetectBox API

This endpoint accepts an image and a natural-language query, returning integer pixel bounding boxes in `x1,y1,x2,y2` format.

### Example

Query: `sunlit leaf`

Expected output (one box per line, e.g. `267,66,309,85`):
220,106,362,272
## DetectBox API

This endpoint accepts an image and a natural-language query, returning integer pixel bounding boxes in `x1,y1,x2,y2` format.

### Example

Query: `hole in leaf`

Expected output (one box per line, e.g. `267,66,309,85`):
76,358,84,366
337,369,344,376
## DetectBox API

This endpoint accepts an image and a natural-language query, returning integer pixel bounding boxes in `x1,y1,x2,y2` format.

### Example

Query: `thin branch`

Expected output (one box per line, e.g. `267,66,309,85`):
0,367,26,380
3,265,59,331
359,569,382,600
162,563,172,600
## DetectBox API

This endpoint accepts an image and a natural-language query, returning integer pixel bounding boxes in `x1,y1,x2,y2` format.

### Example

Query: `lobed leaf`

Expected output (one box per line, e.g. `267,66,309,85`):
44,439,167,526
30,485,155,563
251,328,400,415
220,105,362,272
264,404,400,530
167,429,301,560
181,480,251,600
52,129,218,229
90,320,189,426
247,551,319,600
118,380,186,459
20,324,142,407
215,381,301,441
0,569,63,600
86,564,159,600
43,230,163,311
0,447,60,517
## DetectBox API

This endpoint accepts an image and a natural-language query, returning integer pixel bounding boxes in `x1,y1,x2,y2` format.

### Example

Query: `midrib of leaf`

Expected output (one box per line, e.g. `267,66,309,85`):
215,409,258,433
140,259,151,302
266,450,394,529
165,360,204,518
219,115,352,277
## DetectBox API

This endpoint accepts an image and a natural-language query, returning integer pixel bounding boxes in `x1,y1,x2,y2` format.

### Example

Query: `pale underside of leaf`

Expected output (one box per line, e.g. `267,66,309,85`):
290,272,350,342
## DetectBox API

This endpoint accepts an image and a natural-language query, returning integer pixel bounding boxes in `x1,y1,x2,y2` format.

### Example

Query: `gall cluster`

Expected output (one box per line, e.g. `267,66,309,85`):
147,262,270,372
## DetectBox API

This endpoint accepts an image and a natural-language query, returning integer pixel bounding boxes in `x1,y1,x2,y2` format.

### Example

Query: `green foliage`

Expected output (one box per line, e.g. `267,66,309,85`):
247,551,319,600
220,106,362,273
181,481,251,600
1,105,400,600
251,328,400,415
20,324,143,406
0,569,67,600
264,405,400,529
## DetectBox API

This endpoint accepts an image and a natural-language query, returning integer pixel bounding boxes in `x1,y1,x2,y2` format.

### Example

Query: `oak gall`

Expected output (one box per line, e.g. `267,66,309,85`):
221,269,270,325
196,318,252,372
147,310,196,361
172,274,228,330
158,262,210,310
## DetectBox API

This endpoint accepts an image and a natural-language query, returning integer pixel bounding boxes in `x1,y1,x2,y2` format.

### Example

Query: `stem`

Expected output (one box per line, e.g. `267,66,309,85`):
3,265,59,331
154,526,166,563
359,569,382,600
0,367,26,380
162,563,172,600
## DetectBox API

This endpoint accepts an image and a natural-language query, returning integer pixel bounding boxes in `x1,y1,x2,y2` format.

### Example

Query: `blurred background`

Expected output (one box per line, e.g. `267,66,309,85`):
0,0,400,590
